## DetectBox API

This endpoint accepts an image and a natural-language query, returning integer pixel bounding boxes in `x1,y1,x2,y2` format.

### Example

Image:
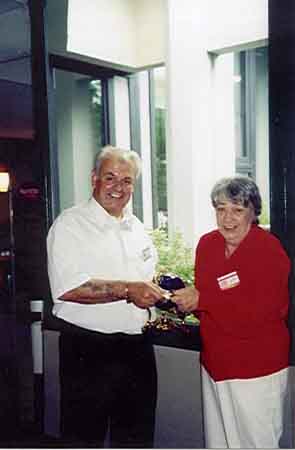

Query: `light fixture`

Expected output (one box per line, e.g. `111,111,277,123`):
0,164,10,192
0,163,15,300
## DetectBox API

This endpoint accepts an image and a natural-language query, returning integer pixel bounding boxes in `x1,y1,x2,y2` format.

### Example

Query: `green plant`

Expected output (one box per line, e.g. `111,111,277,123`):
150,227,194,286
259,202,270,226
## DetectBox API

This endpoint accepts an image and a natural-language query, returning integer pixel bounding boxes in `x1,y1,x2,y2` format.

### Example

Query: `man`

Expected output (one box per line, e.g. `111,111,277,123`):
47,145,166,448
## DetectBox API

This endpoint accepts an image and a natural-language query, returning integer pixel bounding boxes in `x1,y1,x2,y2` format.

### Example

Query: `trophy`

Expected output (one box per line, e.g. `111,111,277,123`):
143,274,197,333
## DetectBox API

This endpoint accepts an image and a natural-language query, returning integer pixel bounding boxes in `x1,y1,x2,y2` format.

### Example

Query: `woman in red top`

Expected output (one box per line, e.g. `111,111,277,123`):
172,177,290,448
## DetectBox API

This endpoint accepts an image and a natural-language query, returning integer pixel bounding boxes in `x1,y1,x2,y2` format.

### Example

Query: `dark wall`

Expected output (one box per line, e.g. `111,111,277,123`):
0,139,49,305
269,0,295,363
0,138,50,438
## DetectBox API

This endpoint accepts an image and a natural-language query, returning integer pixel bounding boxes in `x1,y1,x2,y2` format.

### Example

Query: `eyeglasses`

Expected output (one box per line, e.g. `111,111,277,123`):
99,174,135,189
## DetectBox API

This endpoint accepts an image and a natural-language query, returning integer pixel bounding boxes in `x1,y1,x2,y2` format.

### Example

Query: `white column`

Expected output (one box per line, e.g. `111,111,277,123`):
212,53,236,182
166,0,235,248
113,76,131,149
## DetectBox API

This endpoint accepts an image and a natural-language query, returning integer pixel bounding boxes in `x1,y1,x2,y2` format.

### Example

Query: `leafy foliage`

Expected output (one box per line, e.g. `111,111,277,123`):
259,202,270,226
89,80,105,150
150,227,195,286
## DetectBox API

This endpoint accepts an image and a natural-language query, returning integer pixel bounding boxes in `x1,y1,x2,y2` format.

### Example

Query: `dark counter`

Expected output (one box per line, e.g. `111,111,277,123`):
44,312,202,352
145,325,201,351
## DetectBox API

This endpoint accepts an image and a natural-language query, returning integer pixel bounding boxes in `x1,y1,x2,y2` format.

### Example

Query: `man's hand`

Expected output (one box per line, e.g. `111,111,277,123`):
60,278,169,308
127,281,167,309
170,286,199,313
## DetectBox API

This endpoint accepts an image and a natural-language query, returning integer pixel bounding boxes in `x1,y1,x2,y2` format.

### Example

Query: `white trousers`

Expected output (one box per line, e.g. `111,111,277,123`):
201,365,289,448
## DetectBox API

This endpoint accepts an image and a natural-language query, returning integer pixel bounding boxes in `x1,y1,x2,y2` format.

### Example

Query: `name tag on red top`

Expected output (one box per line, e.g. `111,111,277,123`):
217,271,240,290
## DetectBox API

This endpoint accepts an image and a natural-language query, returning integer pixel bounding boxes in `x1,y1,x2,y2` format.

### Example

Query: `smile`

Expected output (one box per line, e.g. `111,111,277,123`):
109,193,122,198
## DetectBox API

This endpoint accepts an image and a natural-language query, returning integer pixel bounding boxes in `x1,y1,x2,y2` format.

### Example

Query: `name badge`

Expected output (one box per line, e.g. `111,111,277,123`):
217,271,240,291
142,246,152,262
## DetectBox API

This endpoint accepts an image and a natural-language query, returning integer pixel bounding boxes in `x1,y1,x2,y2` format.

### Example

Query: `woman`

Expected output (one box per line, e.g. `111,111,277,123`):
173,177,290,448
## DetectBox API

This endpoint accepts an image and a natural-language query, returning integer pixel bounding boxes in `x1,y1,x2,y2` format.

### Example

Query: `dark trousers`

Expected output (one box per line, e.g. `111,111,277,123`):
58,321,157,448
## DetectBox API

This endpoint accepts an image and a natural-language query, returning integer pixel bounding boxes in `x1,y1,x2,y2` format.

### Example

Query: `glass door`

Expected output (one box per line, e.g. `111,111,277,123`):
52,69,107,214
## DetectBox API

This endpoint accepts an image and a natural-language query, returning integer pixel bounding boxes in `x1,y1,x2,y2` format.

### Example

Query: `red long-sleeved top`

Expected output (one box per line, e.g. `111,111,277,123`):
195,225,290,381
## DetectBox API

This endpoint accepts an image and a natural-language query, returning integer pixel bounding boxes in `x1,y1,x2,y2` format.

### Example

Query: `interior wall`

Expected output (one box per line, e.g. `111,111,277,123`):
206,0,268,52
166,0,268,247
66,0,165,68
67,0,136,66
133,0,166,68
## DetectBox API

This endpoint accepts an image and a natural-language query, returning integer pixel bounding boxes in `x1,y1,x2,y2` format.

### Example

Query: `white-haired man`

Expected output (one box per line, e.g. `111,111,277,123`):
47,145,166,448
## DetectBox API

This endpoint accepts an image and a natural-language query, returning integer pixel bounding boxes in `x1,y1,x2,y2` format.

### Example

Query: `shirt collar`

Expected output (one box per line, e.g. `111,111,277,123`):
88,197,134,231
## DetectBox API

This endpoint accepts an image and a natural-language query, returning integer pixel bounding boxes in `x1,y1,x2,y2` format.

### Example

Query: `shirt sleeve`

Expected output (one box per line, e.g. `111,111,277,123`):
47,217,91,301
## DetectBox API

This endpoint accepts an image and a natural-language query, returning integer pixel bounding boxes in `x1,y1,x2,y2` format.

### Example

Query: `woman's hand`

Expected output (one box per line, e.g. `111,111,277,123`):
171,286,199,313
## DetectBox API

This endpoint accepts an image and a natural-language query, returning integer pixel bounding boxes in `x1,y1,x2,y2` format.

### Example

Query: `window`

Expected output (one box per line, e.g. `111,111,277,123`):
89,80,106,151
53,70,107,212
234,47,269,224
150,66,167,228
235,50,256,177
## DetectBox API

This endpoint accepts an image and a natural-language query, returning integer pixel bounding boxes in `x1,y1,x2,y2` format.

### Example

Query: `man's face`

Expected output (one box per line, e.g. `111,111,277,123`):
92,156,136,217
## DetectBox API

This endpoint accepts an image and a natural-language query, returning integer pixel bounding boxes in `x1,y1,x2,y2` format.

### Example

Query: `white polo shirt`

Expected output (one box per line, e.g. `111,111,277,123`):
47,197,157,334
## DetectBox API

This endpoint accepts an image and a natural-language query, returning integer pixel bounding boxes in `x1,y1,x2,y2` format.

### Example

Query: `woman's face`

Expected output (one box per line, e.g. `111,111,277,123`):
215,197,255,249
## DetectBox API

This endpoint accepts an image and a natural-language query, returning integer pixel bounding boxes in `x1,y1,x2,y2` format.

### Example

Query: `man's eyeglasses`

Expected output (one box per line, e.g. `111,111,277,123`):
100,174,135,189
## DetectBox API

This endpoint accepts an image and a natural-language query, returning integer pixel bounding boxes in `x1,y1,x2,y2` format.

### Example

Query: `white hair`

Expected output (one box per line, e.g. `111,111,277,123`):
94,145,142,179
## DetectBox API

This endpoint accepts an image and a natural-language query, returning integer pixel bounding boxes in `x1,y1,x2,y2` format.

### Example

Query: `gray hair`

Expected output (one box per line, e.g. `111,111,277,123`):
94,145,142,179
211,177,262,221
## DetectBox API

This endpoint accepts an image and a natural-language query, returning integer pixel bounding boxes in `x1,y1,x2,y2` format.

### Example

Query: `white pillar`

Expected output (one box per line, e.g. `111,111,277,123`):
166,0,235,248
212,53,236,182
113,76,131,149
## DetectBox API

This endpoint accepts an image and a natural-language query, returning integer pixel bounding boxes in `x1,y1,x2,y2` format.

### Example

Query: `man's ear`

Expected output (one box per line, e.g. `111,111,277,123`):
91,169,97,188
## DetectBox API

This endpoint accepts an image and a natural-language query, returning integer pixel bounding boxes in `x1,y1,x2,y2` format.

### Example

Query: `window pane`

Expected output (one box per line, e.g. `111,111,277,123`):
89,80,105,150
54,70,106,212
234,46,269,225
234,52,246,159
254,47,269,226
152,66,167,228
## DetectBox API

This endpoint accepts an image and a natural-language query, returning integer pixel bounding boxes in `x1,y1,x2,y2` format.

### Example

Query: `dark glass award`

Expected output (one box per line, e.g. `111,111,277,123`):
155,274,185,313
143,274,194,333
